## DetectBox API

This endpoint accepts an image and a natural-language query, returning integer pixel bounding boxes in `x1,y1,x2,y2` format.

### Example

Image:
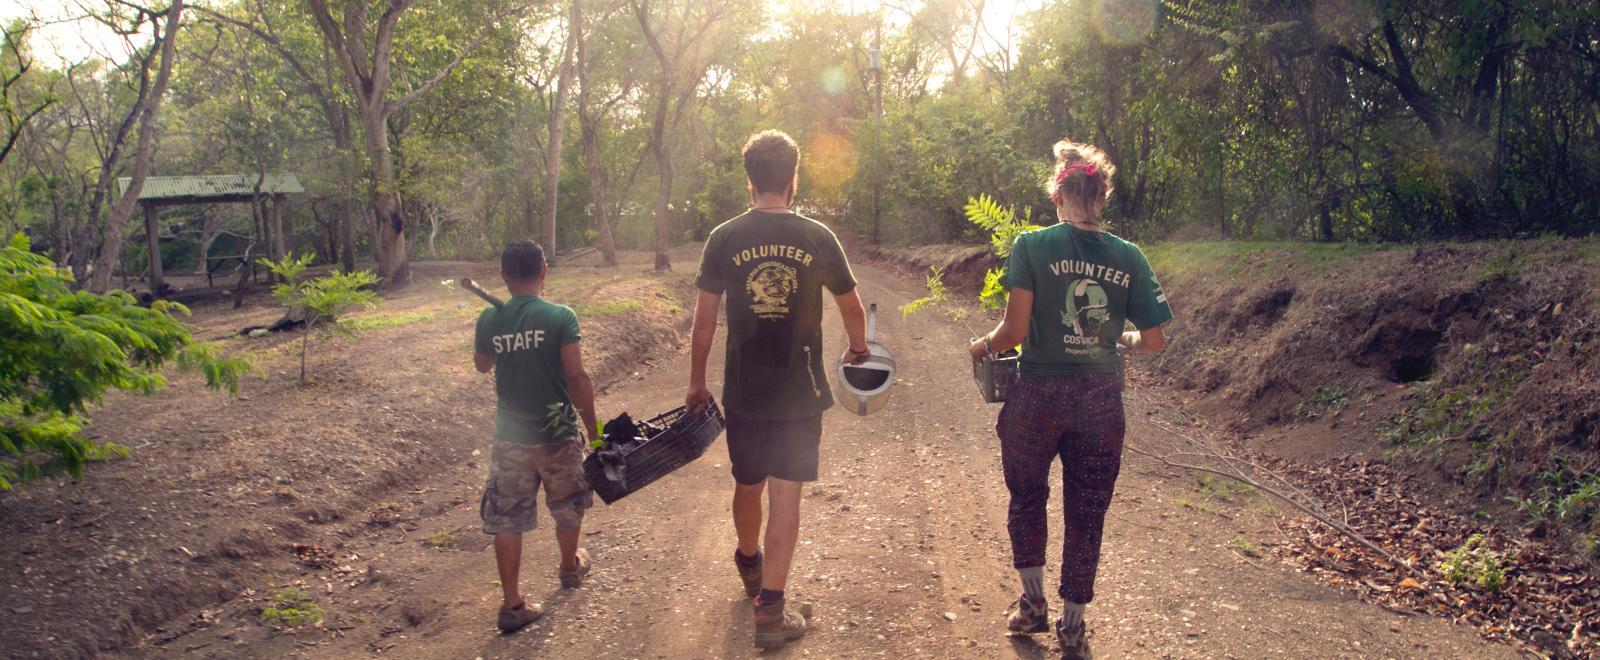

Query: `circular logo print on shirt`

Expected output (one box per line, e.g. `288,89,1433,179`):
746,261,797,319
1063,278,1110,338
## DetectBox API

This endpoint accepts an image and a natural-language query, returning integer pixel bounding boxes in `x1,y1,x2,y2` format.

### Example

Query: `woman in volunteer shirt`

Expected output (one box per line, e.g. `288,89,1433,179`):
969,140,1172,659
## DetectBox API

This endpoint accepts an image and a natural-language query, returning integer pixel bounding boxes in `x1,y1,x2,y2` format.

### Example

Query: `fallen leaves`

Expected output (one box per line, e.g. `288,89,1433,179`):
1264,457,1600,658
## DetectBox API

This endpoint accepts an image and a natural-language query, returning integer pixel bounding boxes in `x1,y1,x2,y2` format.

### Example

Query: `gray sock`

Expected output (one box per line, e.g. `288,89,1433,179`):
1060,601,1086,629
1017,566,1045,600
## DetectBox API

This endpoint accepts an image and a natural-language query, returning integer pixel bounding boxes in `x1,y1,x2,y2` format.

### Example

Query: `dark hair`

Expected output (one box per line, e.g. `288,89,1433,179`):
501,240,546,281
742,130,800,195
1047,139,1116,209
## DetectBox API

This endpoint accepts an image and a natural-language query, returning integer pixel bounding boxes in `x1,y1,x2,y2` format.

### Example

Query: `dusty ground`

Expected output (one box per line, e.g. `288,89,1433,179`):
2,253,1522,659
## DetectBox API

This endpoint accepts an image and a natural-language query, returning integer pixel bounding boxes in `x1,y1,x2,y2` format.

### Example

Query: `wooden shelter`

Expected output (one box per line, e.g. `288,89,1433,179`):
115,174,304,294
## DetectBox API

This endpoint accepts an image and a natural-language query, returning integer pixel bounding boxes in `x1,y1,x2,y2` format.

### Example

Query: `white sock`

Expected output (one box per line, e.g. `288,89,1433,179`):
1017,566,1045,600
1060,601,1086,628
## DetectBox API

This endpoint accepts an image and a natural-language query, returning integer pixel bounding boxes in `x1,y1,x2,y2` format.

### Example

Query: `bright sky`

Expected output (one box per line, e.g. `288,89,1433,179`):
0,0,149,65
0,0,1042,70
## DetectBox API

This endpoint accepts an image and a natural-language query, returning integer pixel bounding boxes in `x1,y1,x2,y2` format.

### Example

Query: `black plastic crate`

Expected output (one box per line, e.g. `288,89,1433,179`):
584,401,725,504
973,351,1020,403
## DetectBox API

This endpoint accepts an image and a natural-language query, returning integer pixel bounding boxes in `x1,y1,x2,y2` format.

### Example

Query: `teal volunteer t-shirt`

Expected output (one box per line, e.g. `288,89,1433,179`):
694,210,858,420
1004,223,1172,377
474,295,582,443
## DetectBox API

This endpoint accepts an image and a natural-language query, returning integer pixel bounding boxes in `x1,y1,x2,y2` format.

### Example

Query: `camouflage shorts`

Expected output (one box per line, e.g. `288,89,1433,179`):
480,438,593,534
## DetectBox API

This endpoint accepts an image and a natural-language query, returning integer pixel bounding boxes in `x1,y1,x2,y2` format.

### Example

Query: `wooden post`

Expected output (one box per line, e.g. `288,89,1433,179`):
144,204,164,295
272,196,289,261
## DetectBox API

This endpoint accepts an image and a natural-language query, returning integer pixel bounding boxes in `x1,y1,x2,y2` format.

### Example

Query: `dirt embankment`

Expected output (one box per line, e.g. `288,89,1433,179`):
0,252,697,658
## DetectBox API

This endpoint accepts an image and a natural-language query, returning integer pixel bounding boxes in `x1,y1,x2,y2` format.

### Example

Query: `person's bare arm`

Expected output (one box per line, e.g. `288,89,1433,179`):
473,351,493,374
834,289,869,363
686,290,721,411
969,288,1034,361
1120,325,1165,353
561,340,598,440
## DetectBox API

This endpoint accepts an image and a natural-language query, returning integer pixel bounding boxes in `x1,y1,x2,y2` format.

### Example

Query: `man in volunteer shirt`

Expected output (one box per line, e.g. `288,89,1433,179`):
686,130,869,650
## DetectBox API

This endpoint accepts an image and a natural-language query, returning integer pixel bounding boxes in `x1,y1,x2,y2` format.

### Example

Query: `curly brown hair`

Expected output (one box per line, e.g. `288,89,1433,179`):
1046,140,1116,209
742,130,800,195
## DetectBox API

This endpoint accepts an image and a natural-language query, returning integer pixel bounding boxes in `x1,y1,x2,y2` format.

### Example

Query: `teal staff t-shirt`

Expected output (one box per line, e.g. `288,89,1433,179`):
1004,223,1172,377
474,295,582,443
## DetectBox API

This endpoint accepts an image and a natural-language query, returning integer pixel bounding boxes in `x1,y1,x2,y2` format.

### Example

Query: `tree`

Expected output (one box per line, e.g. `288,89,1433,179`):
87,0,185,294
1,232,252,489
630,0,742,271
303,0,521,287
0,23,55,169
258,253,378,384
572,0,633,267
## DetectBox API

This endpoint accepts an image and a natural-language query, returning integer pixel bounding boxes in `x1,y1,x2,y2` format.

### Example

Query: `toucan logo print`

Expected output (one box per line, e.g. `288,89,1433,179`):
746,261,797,319
1063,279,1110,337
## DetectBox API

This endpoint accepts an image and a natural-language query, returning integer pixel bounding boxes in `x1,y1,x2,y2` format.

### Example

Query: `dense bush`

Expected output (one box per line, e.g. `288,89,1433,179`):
0,233,252,488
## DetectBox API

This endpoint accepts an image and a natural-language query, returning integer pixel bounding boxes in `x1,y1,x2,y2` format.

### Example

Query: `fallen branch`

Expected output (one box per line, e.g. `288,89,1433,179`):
1127,420,1424,579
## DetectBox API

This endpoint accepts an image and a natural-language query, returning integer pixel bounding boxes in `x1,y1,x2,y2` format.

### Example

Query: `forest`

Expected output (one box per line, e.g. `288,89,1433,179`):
3,2,1600,657
0,0,1595,293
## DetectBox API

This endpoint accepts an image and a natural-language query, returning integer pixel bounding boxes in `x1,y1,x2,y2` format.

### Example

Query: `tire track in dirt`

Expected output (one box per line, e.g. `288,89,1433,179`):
141,262,1518,659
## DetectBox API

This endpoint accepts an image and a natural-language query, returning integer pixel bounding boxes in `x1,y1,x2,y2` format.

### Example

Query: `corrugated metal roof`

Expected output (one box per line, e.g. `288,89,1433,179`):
116,174,305,200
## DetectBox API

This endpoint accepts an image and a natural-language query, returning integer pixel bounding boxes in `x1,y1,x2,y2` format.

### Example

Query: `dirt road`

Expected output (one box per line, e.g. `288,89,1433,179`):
125,261,1516,659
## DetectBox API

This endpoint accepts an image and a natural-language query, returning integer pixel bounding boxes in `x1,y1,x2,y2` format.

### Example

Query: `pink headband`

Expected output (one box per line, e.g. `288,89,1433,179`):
1051,163,1100,205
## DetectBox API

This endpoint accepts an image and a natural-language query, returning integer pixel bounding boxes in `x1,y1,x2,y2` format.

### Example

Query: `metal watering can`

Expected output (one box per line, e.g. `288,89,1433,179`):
833,303,896,415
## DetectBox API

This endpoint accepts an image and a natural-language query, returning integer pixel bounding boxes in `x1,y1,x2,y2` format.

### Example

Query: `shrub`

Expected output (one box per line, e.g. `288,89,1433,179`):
1,233,253,489
258,254,379,384
1438,534,1507,592
261,587,324,627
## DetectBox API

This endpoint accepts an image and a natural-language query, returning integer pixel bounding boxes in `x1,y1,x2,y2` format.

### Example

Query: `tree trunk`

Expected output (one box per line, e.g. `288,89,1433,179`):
648,88,673,271
89,0,184,292
143,205,163,294
272,197,289,260
361,105,411,285
543,3,577,261
195,206,220,275
582,125,619,267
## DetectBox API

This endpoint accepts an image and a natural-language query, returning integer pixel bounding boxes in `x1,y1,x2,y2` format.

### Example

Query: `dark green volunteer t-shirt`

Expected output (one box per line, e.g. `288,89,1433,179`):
695,210,858,420
1004,223,1172,377
474,295,583,443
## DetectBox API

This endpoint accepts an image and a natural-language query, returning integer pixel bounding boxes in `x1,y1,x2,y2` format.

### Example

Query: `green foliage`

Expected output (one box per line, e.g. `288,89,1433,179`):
344,310,435,332
541,402,579,442
1293,386,1350,420
1438,534,1507,592
1198,474,1255,501
258,254,379,383
570,299,644,318
261,587,324,627
426,531,459,551
898,266,950,319
964,195,1042,311
1,234,253,489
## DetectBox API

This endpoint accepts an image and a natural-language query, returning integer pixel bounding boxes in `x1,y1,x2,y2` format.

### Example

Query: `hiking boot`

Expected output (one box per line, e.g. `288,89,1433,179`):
559,548,590,589
753,598,813,649
734,550,763,598
1055,617,1093,660
1005,594,1050,634
497,601,544,634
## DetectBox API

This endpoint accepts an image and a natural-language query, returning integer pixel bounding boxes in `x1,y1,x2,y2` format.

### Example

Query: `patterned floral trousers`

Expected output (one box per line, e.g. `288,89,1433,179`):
997,373,1125,604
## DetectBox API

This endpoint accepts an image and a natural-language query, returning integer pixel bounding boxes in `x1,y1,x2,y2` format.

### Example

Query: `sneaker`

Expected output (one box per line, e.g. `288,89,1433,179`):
734,550,763,598
497,601,544,634
1005,594,1049,634
1055,616,1093,660
752,598,812,649
559,548,591,589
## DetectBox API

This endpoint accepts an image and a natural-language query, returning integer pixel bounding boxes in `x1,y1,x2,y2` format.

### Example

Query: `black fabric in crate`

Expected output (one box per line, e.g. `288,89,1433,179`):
584,401,725,504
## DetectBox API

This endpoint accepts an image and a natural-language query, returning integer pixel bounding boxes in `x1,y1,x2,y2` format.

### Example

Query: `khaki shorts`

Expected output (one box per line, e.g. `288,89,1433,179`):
480,438,593,534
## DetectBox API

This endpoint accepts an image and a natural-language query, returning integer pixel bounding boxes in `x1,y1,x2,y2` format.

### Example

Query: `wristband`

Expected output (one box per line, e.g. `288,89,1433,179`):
982,335,994,354
849,346,870,355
